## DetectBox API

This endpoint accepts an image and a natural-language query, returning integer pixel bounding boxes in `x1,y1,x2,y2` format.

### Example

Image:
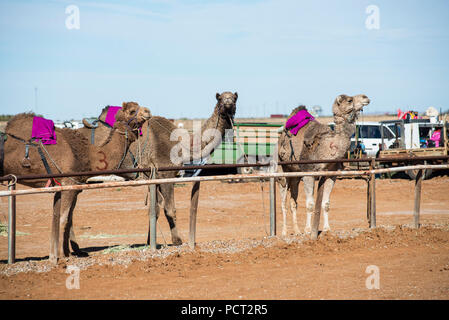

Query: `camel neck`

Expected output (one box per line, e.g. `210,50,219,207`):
334,115,357,138
191,104,233,161
93,122,136,170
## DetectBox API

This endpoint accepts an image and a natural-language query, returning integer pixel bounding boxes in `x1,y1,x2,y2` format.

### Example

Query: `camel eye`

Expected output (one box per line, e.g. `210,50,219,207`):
348,99,353,103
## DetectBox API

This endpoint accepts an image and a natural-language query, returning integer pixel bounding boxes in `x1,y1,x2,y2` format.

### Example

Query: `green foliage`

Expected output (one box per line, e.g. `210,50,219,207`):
0,115,14,121
0,223,7,236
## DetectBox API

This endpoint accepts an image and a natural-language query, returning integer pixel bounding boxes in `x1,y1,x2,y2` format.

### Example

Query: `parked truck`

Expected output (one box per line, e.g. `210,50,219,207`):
378,115,448,179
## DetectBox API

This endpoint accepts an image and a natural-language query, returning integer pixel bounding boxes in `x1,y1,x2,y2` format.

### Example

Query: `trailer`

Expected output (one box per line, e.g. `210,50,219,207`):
378,115,448,179
209,122,283,173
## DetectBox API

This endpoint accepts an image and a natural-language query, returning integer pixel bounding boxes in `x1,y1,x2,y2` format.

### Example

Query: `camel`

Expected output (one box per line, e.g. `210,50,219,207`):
277,94,370,236
2,102,151,263
81,92,238,246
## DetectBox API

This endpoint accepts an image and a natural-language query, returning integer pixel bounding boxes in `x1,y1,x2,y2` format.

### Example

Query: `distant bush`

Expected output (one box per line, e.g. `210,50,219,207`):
0,115,14,121
0,114,43,122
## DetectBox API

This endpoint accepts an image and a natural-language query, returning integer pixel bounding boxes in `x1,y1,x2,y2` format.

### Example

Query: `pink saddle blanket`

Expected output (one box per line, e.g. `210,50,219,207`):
31,116,57,145
285,109,315,135
105,105,143,136
104,106,122,127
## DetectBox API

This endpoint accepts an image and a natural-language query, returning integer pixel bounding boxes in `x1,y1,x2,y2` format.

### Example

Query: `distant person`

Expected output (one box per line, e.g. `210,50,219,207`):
429,128,441,148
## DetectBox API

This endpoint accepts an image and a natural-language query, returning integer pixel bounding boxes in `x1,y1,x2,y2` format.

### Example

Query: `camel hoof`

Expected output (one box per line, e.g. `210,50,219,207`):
322,226,331,232
304,227,312,234
172,238,183,246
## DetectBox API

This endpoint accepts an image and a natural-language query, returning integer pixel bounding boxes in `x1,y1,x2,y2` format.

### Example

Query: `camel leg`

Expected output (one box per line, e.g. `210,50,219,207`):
160,183,182,245
303,176,315,233
189,181,200,249
321,177,336,232
63,190,88,257
59,190,80,258
288,177,301,235
278,178,289,237
50,191,61,264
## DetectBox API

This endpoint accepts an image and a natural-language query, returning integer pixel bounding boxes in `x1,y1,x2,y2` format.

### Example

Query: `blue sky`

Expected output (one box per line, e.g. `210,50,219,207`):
0,0,448,120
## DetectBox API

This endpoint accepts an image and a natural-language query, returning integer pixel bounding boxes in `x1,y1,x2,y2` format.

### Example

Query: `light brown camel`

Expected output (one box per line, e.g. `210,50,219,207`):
277,94,370,237
3,102,151,263
81,92,238,246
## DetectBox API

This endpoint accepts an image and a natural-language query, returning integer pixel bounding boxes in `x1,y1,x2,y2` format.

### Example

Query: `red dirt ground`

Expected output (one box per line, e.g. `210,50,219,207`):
1,175,449,300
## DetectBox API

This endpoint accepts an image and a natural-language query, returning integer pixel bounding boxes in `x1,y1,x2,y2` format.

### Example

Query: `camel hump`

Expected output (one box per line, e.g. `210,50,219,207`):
82,118,95,128
303,121,330,146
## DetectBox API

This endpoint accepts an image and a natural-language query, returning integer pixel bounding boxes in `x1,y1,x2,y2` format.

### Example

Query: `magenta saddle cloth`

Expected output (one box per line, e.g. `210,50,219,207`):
285,109,315,135
31,116,57,145
105,106,122,127
105,105,143,136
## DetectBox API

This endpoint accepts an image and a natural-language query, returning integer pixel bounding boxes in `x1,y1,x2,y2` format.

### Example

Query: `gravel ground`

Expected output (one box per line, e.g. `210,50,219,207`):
2,223,448,277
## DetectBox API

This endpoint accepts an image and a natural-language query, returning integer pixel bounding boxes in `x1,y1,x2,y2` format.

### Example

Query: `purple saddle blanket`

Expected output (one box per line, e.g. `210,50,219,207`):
285,109,315,135
105,105,143,136
31,116,57,145
105,106,122,127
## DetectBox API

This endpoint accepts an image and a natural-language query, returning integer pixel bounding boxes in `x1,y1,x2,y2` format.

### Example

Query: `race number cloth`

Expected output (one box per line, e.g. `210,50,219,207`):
31,116,57,145
285,109,315,135
104,106,122,127
104,106,143,136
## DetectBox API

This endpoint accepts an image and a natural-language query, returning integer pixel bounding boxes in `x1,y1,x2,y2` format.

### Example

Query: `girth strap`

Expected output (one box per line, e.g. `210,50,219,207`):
4,132,55,176
36,145,53,175
91,127,96,145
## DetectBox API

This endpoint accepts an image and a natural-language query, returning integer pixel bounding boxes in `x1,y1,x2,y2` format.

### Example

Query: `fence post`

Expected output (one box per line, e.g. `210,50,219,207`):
369,158,377,228
269,177,276,236
414,169,423,228
311,176,326,240
8,183,16,264
149,184,157,251
366,177,371,226
189,181,200,249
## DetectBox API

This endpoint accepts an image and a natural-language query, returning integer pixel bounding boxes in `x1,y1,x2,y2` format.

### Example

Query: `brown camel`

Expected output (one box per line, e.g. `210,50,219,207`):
81,92,238,246
3,102,151,263
277,94,370,236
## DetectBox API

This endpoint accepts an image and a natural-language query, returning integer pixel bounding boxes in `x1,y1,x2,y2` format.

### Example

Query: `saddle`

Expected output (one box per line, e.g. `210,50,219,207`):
279,109,330,162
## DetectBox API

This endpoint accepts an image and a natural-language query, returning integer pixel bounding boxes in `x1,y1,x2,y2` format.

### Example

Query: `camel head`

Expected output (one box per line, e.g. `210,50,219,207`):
216,91,238,119
116,102,152,129
332,94,370,123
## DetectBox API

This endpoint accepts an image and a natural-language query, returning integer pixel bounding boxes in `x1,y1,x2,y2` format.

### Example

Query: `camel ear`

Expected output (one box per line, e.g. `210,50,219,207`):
336,95,347,105
234,92,238,100
216,93,221,101
82,118,94,128
122,102,128,110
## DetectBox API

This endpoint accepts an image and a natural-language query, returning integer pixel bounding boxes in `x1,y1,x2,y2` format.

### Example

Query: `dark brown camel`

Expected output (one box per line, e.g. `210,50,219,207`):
3,102,151,263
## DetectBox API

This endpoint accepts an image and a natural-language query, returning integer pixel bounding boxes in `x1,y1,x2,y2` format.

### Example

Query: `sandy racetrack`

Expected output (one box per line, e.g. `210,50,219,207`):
1,175,449,299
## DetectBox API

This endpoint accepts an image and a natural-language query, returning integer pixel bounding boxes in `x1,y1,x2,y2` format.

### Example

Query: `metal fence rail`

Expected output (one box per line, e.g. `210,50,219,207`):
1,155,448,182
1,159,449,264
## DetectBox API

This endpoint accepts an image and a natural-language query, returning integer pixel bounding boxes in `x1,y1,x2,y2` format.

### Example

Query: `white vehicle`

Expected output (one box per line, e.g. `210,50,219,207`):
329,121,397,157
54,120,83,129
353,121,397,157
